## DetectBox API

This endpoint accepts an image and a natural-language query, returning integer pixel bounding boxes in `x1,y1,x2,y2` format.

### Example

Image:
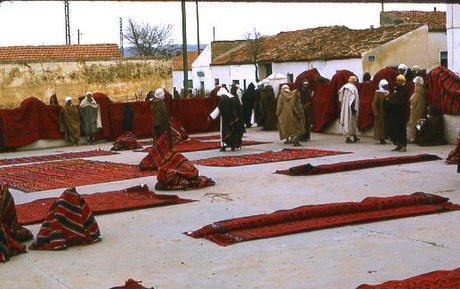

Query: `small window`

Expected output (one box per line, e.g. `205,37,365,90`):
440,51,448,67
214,78,220,86
187,80,193,88
287,73,294,83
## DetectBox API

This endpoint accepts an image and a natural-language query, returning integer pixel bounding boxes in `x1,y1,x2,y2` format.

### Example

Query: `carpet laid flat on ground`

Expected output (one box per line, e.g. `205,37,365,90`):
16,185,196,225
0,149,118,166
193,148,350,167
0,159,154,192
356,267,460,289
275,154,442,175
185,193,460,246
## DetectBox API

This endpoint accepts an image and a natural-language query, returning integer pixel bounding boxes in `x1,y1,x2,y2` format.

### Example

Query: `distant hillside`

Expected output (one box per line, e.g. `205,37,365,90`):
123,44,207,57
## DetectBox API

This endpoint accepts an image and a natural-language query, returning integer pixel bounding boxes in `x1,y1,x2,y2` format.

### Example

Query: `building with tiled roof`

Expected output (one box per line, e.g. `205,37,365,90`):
205,22,446,91
380,10,446,32
0,44,122,63
172,51,199,71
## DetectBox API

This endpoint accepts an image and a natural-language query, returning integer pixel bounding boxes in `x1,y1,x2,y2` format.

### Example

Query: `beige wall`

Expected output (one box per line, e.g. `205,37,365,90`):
362,26,446,76
0,58,172,109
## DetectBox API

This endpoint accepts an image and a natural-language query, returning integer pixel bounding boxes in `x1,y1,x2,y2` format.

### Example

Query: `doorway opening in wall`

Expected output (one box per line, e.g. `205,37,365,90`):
287,73,294,83
200,81,205,97
259,63,273,79
214,78,219,86
440,51,448,67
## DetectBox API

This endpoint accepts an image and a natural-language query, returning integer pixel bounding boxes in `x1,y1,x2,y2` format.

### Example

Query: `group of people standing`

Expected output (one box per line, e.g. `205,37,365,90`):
57,91,101,146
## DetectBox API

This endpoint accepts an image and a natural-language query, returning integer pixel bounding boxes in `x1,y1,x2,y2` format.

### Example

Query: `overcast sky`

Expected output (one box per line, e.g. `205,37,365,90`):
0,1,446,47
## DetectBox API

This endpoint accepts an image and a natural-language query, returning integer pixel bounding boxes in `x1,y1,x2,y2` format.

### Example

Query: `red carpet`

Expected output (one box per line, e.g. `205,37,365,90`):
356,267,460,289
0,149,118,166
0,159,153,193
185,193,460,246
16,185,195,225
138,139,270,153
275,154,441,175
193,148,349,167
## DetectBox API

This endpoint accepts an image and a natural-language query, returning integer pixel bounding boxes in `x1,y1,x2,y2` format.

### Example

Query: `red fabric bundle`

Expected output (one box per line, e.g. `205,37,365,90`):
111,131,142,151
276,154,441,176
185,192,460,246
357,81,377,130
311,81,333,132
427,66,460,115
169,97,219,133
170,117,189,144
0,97,62,147
0,184,33,262
110,279,153,289
293,68,322,89
29,187,101,250
356,267,460,289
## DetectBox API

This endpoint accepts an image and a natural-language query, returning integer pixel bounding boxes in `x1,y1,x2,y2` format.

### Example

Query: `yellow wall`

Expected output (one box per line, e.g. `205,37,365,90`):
0,58,172,109
362,26,444,76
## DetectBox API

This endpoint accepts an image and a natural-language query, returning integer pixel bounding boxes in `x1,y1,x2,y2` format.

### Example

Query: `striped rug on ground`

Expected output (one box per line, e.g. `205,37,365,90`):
275,154,441,175
16,185,196,225
185,193,460,246
0,159,153,193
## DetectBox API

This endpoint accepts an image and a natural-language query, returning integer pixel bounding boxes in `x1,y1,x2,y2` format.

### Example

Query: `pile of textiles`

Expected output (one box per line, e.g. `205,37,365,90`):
427,66,460,115
30,187,101,250
111,131,142,151
140,134,215,190
110,279,154,289
356,267,460,289
446,132,460,173
0,184,33,262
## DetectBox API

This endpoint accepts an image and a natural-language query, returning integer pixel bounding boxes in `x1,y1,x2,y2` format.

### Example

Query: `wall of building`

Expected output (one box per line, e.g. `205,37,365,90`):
191,45,214,95
362,26,434,76
447,4,460,74
0,58,172,108
427,32,448,71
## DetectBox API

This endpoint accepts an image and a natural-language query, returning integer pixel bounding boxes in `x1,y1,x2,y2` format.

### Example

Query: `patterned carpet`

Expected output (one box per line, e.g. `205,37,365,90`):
193,148,350,167
0,149,118,166
16,185,196,225
0,159,153,192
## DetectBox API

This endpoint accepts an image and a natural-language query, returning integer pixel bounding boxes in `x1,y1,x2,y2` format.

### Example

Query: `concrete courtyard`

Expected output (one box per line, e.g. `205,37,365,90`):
1,129,459,289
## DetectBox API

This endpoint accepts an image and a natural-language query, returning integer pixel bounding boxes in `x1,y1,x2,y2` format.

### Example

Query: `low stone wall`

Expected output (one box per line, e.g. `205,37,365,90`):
0,58,172,109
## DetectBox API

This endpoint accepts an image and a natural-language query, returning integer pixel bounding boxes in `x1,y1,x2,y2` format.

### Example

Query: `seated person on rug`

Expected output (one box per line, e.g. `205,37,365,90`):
111,131,142,151
0,184,34,263
150,88,173,148
59,96,81,146
415,105,446,146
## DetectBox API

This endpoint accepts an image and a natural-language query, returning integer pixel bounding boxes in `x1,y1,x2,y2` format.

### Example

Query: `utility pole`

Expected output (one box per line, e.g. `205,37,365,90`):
64,0,71,45
181,0,189,93
196,0,201,54
119,17,124,56
77,29,81,44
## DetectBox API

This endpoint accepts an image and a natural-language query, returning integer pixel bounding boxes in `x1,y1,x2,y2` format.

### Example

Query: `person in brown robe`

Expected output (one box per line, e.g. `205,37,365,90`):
372,79,390,144
407,65,427,143
59,97,81,146
293,81,313,141
259,82,278,131
276,84,306,147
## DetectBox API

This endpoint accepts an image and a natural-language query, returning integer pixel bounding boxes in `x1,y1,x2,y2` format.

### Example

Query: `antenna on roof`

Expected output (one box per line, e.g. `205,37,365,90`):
213,26,216,42
381,0,384,12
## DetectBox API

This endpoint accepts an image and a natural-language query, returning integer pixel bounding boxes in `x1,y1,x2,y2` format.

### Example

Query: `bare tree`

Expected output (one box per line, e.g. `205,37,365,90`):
244,28,264,82
124,18,174,57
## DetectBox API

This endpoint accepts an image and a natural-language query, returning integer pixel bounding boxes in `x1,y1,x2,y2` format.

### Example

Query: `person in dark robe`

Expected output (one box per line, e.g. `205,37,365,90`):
79,91,101,144
151,88,172,148
362,72,372,83
209,87,245,151
259,81,278,131
415,105,446,146
173,87,181,99
49,93,59,105
293,81,313,141
242,83,257,128
253,81,264,127
384,75,409,152
59,97,81,146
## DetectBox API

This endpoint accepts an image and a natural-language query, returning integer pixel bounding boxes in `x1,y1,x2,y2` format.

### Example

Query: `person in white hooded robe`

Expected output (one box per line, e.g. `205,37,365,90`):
338,76,360,143
79,91,101,144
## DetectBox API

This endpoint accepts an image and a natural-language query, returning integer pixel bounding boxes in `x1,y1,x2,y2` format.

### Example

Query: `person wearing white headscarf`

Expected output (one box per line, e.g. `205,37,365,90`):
276,84,306,146
151,88,172,147
372,79,390,144
407,65,427,143
59,97,81,146
79,91,101,144
209,86,245,151
338,76,360,143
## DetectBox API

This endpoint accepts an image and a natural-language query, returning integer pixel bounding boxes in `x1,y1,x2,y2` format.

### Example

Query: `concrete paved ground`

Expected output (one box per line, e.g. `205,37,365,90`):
1,129,459,289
